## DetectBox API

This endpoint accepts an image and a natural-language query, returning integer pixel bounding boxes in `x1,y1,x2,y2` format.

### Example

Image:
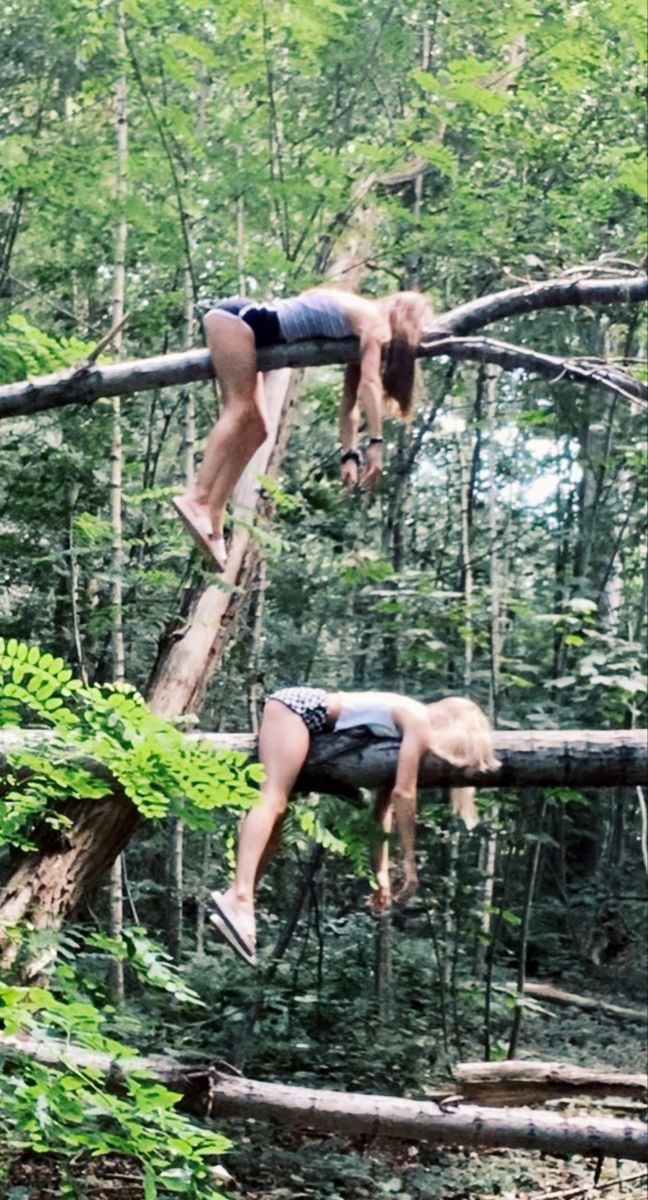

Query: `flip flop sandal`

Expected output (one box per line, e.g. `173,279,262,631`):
172,496,226,572
209,892,256,965
206,533,228,572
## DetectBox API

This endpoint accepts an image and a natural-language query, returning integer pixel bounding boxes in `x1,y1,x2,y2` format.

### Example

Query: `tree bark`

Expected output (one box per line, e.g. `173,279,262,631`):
107,0,128,1004
1,728,646,793
1,275,645,419
507,795,548,1059
0,792,138,973
2,1035,646,1162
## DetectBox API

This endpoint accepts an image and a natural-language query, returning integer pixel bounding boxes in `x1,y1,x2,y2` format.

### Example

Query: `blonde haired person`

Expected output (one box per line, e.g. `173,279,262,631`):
209,687,499,965
173,288,432,569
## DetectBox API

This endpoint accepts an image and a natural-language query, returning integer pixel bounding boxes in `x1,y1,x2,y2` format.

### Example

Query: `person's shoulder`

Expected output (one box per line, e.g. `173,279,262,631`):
390,694,430,726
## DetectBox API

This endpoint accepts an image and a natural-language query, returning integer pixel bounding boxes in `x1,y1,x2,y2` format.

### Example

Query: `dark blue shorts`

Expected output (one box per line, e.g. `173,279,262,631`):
206,297,284,349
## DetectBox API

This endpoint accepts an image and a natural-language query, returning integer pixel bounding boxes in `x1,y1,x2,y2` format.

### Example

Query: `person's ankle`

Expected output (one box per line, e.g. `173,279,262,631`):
190,487,211,509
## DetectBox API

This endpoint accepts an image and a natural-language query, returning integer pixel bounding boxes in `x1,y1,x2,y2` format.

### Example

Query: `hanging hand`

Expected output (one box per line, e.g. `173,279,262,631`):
360,440,383,489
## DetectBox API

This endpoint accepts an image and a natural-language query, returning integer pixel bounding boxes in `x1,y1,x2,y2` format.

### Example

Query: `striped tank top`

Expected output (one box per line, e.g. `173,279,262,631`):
275,293,354,342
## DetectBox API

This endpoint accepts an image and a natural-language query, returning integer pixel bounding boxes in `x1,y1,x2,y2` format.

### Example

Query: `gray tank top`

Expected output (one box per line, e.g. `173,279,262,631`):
276,293,354,342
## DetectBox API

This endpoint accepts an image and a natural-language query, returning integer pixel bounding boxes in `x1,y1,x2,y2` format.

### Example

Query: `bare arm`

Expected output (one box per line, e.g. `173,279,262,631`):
391,716,430,900
357,336,384,488
338,363,361,487
371,786,393,910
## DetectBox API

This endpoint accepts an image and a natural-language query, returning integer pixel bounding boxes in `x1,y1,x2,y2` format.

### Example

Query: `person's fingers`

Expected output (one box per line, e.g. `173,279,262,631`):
360,465,383,489
341,463,359,488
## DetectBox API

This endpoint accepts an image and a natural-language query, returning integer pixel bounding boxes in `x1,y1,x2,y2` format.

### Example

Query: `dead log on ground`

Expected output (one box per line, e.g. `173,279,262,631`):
454,1060,648,1105
2,1035,647,1162
516,982,648,1023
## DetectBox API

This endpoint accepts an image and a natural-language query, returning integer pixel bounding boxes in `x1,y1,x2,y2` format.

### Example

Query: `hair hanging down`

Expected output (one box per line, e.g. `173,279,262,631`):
381,291,434,417
425,697,500,831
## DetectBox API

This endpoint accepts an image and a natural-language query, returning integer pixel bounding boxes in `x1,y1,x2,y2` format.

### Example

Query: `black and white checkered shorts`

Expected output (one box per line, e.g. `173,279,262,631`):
266,687,329,734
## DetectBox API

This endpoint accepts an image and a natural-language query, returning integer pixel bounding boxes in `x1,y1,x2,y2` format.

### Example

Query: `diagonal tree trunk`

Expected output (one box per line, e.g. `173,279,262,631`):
146,365,300,715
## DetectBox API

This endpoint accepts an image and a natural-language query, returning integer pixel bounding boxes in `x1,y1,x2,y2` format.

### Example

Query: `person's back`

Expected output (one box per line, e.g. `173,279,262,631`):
332,690,403,737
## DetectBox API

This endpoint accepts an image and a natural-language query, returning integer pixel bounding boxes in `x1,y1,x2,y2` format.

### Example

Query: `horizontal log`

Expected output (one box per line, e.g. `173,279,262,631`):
2,1035,646,1162
454,1060,648,1105
1,728,646,790
0,274,644,419
518,982,648,1023
296,728,648,791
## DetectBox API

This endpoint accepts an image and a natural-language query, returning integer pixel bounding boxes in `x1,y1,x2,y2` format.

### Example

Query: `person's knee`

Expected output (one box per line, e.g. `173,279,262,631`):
261,787,290,817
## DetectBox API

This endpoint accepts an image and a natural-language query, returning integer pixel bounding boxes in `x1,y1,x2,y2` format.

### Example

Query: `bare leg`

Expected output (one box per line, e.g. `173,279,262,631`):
174,311,268,563
254,812,285,890
219,701,311,930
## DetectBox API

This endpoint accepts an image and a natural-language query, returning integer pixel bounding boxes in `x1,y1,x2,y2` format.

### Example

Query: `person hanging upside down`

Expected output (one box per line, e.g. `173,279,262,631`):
173,288,433,570
209,686,499,965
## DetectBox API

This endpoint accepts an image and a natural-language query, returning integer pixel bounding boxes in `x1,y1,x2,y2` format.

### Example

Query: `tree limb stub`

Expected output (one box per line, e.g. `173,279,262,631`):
0,274,645,419
1,728,646,790
2,1035,646,1162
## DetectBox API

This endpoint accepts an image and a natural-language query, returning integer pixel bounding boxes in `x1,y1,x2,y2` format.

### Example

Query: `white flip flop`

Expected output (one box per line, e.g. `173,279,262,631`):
209,892,256,966
172,496,227,572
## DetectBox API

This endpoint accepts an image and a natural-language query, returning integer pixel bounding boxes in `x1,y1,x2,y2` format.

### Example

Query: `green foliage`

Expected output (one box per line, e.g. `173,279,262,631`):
87,927,206,1007
0,638,259,848
0,978,229,1198
0,315,94,384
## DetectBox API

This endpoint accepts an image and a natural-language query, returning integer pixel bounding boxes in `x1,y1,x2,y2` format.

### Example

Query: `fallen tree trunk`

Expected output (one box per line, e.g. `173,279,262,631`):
2,1036,646,1162
299,727,648,791
1,729,645,966
454,1060,648,1105
1,274,645,419
517,982,648,1023
1,728,646,790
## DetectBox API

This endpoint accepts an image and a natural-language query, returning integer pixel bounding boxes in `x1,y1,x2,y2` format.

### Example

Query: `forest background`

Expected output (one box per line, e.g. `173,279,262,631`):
0,0,646,1197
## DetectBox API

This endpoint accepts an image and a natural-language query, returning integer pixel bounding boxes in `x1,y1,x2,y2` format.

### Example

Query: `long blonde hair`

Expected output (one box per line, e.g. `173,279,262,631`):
425,697,500,830
380,291,433,417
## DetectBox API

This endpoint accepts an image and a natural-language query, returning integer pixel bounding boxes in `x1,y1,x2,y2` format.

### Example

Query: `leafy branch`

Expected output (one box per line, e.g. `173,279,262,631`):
0,637,260,850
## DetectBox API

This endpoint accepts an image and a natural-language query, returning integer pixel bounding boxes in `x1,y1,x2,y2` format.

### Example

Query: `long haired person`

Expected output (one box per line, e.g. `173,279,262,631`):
209,687,499,964
173,288,432,569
